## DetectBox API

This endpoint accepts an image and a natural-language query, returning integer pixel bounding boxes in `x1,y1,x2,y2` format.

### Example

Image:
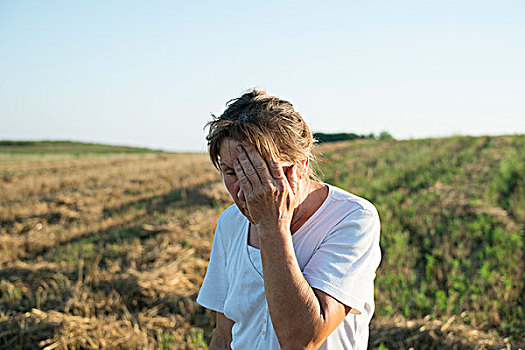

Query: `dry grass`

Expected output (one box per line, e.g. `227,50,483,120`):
0,146,523,349
1,152,227,349
370,315,518,350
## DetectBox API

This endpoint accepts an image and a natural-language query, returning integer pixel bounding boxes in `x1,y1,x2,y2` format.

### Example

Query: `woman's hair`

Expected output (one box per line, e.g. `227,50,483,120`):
205,88,318,178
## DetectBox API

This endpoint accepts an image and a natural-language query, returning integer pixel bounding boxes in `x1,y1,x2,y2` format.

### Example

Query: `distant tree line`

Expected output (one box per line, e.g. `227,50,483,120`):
0,140,38,146
0,140,158,153
313,131,394,143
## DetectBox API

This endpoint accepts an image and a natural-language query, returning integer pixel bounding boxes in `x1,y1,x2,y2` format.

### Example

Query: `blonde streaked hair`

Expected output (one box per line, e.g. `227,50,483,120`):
205,89,318,179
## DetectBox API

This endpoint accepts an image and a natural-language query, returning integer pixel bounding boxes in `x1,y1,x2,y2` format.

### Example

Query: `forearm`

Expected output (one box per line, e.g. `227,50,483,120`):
258,224,325,349
209,334,231,350
209,312,233,350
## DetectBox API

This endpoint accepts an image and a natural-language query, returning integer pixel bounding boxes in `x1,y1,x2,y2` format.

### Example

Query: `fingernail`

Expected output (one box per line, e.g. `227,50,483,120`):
233,158,239,165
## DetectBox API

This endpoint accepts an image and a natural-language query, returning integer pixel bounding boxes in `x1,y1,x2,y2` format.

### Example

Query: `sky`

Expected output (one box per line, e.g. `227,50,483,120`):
1,1,524,152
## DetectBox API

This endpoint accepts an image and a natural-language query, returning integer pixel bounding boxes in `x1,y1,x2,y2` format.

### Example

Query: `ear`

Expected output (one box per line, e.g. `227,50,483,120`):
296,158,309,179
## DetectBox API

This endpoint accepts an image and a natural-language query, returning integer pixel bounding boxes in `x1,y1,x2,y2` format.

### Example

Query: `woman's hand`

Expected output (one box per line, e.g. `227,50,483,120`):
233,144,298,231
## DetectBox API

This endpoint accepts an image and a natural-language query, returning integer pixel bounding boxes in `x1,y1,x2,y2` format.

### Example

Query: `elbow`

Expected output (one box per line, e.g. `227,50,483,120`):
278,339,320,350
276,327,324,350
278,341,306,350
274,304,329,349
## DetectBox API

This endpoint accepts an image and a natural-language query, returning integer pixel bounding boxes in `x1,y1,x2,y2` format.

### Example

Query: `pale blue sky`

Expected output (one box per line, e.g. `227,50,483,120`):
1,1,524,151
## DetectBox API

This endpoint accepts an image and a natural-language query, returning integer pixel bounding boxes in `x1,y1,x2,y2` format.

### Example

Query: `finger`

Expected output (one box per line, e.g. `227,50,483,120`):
236,145,262,185
233,158,253,193
267,158,286,182
242,144,273,184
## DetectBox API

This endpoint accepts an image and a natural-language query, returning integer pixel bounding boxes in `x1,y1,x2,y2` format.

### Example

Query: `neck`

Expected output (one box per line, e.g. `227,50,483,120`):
290,180,327,234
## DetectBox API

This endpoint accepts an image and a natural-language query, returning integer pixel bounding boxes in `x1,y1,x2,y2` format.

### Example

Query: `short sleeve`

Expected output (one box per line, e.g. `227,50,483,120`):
196,220,229,313
302,207,381,315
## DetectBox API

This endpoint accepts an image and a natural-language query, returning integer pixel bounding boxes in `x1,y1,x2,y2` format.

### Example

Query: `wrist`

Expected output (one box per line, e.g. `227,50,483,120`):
255,222,290,240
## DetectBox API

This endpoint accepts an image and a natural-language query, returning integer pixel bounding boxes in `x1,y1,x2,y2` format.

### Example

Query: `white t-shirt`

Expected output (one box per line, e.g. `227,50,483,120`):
197,184,381,349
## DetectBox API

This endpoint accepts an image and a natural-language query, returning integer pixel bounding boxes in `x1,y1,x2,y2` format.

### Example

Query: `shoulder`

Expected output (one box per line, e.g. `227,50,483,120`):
215,204,247,244
327,183,378,216
218,204,246,226
323,184,379,221
322,184,380,236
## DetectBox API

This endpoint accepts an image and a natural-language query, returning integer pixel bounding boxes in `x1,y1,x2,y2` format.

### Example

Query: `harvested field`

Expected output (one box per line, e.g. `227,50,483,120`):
0,138,523,349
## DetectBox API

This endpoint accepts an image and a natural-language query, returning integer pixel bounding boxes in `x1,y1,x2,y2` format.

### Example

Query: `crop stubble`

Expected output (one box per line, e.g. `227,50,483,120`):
0,138,523,349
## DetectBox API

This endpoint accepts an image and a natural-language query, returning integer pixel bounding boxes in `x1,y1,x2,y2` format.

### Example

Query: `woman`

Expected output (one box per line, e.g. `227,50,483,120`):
197,89,381,350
